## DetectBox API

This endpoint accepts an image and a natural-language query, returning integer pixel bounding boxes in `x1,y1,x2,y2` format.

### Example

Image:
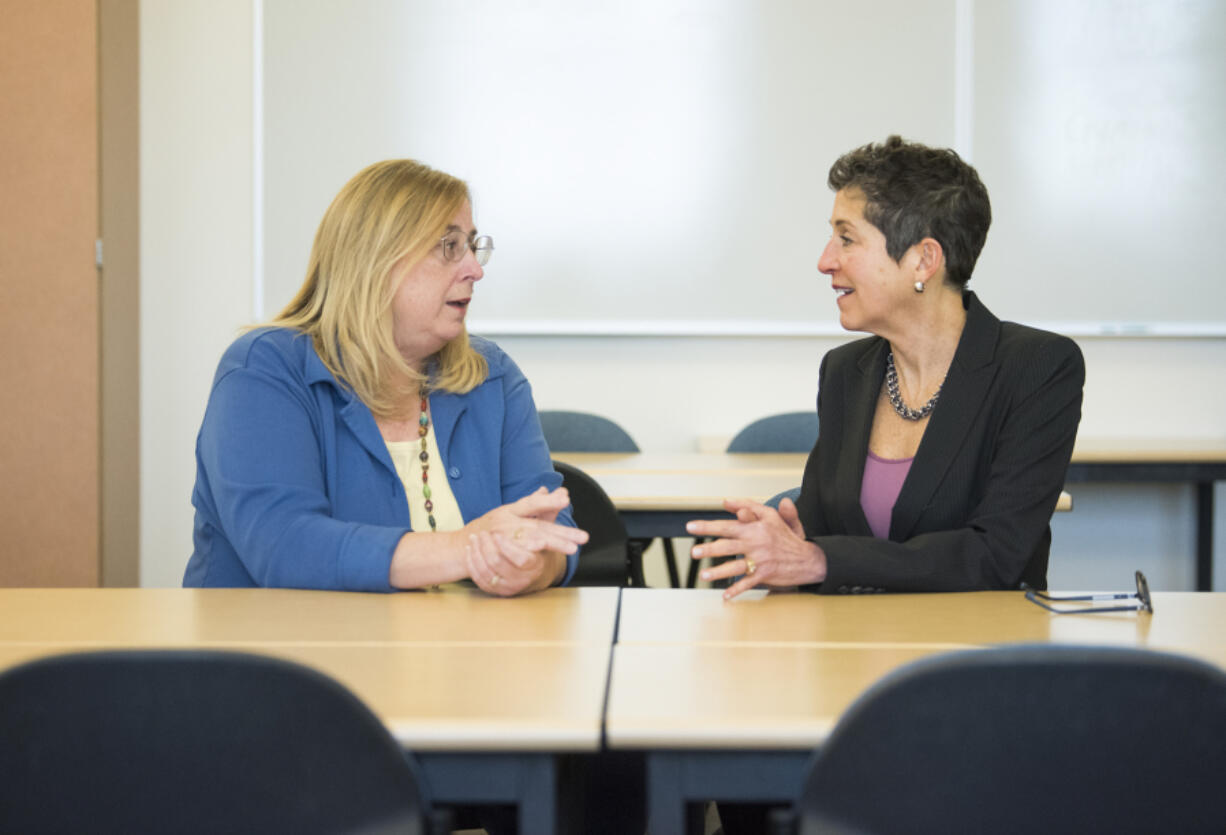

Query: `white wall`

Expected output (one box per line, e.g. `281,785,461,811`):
141,1,253,586
140,1,1226,591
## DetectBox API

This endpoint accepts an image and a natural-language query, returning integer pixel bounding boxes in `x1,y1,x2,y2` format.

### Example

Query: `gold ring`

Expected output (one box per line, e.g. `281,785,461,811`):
513,529,524,541
745,558,757,576
491,573,502,587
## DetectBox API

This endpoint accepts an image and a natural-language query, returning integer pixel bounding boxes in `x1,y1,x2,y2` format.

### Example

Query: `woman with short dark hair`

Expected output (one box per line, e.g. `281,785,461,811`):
689,135,1084,597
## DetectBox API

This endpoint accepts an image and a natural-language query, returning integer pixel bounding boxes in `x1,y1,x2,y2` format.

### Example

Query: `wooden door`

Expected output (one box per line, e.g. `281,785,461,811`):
0,0,100,585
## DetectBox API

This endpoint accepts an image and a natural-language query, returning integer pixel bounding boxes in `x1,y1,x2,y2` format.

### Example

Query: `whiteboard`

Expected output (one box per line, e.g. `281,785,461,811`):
968,0,1226,335
262,0,1226,336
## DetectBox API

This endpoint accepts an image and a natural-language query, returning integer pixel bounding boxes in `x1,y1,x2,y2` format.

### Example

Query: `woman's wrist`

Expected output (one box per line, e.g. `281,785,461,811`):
388,529,469,589
801,539,828,584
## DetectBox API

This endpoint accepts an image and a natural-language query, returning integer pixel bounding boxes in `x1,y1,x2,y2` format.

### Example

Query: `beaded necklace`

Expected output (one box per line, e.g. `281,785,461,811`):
417,388,437,532
885,351,943,422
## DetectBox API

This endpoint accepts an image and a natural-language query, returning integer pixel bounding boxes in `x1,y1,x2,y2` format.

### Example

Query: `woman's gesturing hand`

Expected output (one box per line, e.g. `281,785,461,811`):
685,497,827,600
465,487,588,595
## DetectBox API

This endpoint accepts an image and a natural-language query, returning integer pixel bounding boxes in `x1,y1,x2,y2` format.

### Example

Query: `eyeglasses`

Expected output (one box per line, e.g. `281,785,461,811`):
439,232,494,267
1025,571,1153,614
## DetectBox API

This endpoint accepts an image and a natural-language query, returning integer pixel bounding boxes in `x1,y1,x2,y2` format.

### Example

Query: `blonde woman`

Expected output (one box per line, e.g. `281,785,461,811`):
185,160,587,595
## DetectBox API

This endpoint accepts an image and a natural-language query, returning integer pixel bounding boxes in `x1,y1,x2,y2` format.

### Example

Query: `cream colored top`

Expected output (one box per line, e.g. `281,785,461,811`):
386,428,465,532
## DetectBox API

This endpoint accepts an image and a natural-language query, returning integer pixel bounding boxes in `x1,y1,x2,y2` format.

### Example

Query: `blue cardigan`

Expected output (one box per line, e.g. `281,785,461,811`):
184,329,576,590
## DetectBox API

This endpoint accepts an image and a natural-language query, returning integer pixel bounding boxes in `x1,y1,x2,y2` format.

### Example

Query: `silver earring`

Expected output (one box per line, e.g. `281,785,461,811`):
914,281,925,293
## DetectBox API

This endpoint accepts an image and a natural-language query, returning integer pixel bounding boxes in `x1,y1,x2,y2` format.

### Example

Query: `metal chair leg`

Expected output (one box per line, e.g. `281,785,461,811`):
661,538,681,588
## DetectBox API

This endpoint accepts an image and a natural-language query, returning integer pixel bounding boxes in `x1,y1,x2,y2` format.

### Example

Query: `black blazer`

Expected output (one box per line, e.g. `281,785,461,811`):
798,292,1084,594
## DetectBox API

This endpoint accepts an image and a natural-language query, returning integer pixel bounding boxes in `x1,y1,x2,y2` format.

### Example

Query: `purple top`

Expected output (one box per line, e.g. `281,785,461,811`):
860,451,914,539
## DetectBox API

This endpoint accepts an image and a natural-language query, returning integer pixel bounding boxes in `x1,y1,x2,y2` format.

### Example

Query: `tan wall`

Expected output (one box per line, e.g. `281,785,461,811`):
0,0,100,585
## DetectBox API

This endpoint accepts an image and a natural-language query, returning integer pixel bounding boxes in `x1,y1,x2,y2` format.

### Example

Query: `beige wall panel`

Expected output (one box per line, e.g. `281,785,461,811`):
0,0,99,585
99,0,140,586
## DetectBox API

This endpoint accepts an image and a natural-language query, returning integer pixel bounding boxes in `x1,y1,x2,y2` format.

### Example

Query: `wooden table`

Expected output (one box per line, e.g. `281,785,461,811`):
605,588,1226,833
0,586,619,646
555,452,1071,587
555,452,1072,532
551,452,809,537
1069,439,1226,590
0,587,619,835
8,585,1221,833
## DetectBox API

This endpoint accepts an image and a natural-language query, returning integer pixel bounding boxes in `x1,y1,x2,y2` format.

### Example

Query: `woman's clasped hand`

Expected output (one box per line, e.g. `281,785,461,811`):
464,487,589,597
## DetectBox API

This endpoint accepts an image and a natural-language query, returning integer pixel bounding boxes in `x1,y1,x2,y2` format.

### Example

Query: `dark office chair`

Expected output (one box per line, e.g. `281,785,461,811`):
726,411,819,453
783,644,1226,835
555,459,631,586
0,649,450,835
538,410,640,454
539,410,672,587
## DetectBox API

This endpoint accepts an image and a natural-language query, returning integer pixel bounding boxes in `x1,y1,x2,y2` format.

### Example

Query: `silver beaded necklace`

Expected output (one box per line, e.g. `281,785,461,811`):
885,351,942,421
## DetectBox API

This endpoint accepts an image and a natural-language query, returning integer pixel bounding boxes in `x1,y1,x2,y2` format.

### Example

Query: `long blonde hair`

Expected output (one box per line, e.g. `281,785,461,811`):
273,160,488,416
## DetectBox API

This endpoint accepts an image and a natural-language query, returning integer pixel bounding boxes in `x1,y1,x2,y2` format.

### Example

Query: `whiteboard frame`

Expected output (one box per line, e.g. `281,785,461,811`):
468,318,1226,338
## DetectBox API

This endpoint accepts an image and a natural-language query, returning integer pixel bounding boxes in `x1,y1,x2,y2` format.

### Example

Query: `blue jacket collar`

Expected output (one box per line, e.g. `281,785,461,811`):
301,338,503,471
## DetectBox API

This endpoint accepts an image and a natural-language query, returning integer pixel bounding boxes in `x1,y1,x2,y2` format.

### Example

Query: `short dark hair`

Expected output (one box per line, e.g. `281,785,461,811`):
827,135,991,288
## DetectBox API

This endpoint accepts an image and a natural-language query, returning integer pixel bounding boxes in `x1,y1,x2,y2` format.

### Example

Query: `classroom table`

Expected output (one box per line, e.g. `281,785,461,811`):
554,451,1073,535
1068,438,1226,591
605,588,1226,834
553,452,811,587
0,587,619,835
7,585,1222,833
554,451,1072,587
551,452,809,538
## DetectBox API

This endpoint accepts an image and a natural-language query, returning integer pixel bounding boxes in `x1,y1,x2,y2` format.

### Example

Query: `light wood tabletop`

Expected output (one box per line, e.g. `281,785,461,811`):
0,587,620,753
606,588,1226,749
605,643,960,748
0,586,619,647
0,641,610,751
615,588,1226,666
1071,437,1226,463
553,452,809,475
553,451,806,511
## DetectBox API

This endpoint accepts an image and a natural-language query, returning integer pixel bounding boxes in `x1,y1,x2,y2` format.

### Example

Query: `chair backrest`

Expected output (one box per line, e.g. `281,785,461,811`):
0,649,438,835
795,644,1226,835
726,412,819,453
554,459,630,586
539,410,639,452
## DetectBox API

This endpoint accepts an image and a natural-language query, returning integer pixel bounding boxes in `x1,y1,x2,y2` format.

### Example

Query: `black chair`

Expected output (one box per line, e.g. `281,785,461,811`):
0,649,449,835
726,411,819,453
554,459,631,586
785,644,1226,835
539,410,673,587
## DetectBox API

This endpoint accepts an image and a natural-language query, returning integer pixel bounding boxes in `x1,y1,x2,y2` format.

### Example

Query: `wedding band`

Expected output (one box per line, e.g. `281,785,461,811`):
491,573,502,587
745,558,757,576
513,529,524,541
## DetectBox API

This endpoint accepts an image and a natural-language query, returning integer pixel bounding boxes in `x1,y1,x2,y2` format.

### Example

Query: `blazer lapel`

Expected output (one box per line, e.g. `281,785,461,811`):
837,339,887,535
891,292,1000,539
